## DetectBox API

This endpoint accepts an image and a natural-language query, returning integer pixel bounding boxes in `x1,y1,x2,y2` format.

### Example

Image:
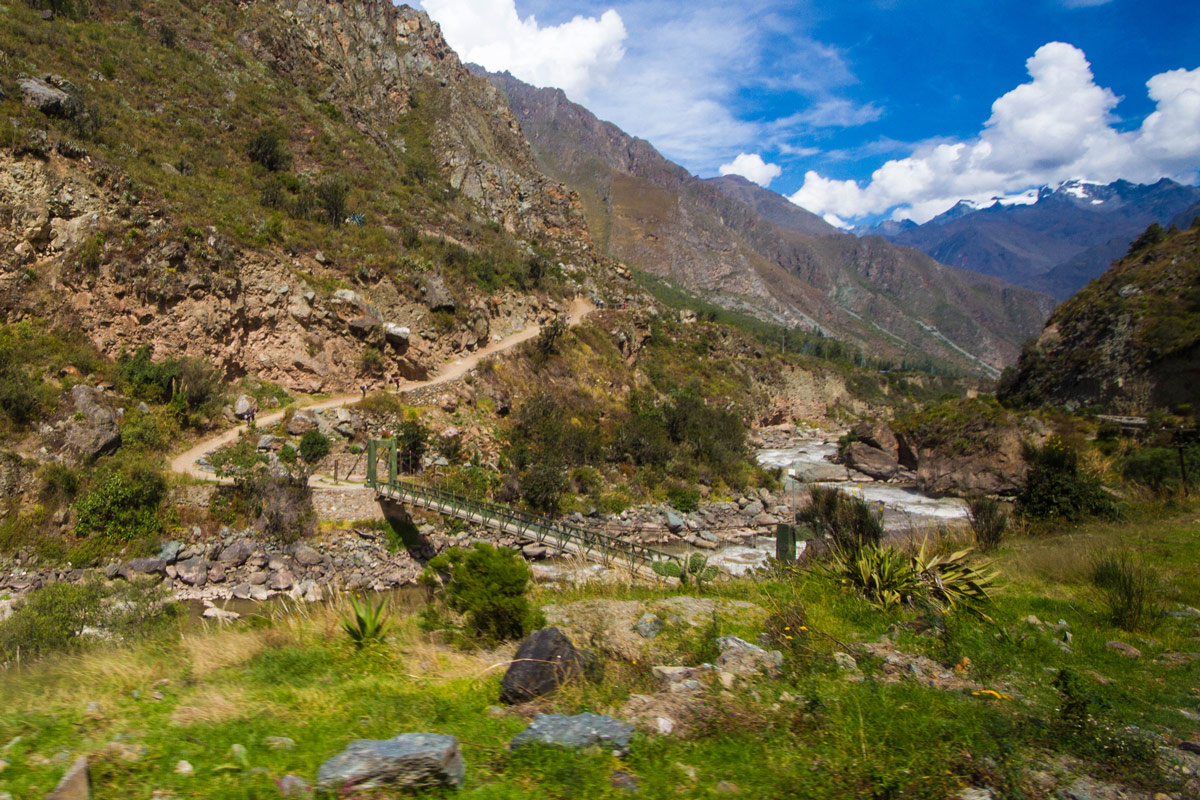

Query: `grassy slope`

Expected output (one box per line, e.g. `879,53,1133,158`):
2,504,1197,798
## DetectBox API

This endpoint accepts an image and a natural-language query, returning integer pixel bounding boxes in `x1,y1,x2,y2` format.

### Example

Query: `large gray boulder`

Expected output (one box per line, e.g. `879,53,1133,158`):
383,323,410,347
499,627,588,705
315,733,464,792
64,385,121,463
842,441,901,481
287,411,318,435
510,713,635,755
422,273,455,312
18,75,80,118
233,394,257,419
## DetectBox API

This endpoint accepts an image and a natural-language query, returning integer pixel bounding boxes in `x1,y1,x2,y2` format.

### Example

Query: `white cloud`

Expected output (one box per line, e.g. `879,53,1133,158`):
790,42,1200,223
419,0,627,100
719,153,784,187
779,98,884,129
1061,0,1114,7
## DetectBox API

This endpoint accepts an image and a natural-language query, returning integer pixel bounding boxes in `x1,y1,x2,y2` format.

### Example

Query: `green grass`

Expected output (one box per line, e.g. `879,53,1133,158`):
1,504,1197,798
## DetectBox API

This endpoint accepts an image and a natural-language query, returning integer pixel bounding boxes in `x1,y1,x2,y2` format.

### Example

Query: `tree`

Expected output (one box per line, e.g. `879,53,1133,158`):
299,429,331,463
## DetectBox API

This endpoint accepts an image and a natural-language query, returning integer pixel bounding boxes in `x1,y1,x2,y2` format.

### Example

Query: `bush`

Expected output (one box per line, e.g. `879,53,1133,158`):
818,542,995,616
521,462,567,514
667,484,700,512
247,127,291,172
246,469,315,544
315,176,349,226
298,429,331,463
1017,437,1120,521
1119,445,1198,493
1091,551,1159,631
397,418,428,473
74,462,167,544
966,496,1009,552
798,486,884,553
421,542,544,642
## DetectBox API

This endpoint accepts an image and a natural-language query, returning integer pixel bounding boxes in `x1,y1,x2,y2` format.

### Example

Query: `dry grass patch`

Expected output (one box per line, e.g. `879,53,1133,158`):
183,628,273,676
170,684,252,726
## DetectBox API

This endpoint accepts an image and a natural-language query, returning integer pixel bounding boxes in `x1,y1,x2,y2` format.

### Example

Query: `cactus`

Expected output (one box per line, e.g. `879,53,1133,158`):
652,553,719,589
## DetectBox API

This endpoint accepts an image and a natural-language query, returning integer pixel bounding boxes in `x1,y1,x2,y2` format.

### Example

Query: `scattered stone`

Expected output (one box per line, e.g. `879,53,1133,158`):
264,736,296,750
292,544,324,566
652,666,697,686
510,713,635,756
664,511,684,533
157,542,183,563
500,627,590,705
655,717,675,735
1106,641,1142,658
384,323,410,347
18,75,79,118
174,760,193,775
287,412,318,435
276,774,313,798
201,606,239,621
715,636,783,677
175,557,209,587
955,789,995,800
268,568,294,592
718,671,736,689
230,744,248,762
118,558,166,579
611,770,641,793
833,652,859,672
233,395,258,419
715,780,740,794
46,755,89,800
1180,741,1200,754
316,733,464,792
635,614,662,639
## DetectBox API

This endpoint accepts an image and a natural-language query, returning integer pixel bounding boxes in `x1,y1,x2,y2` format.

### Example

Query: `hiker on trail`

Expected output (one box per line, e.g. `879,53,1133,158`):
360,383,367,397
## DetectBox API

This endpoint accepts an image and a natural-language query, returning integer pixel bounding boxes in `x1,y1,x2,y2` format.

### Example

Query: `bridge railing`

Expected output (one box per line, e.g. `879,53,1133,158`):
368,439,674,570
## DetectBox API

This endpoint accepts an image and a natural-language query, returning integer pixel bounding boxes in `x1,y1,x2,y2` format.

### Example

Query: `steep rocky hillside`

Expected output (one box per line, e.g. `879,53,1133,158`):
484,70,1056,376
0,0,616,392
998,223,1200,413
870,179,1200,300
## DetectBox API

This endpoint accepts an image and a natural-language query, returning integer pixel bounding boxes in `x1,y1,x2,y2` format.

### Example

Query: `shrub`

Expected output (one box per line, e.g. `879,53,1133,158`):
298,429,331,463
247,127,291,172
397,418,428,473
74,462,167,543
360,345,384,376
798,486,884,553
1017,437,1120,521
1119,445,1198,493
315,176,349,226
339,594,389,649
1091,551,1159,631
1050,668,1160,778
966,496,1009,552
421,543,544,642
246,469,315,544
667,484,700,512
521,462,567,514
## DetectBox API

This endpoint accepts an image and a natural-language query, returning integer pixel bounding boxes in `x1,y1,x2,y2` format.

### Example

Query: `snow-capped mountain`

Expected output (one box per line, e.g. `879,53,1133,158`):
857,178,1200,299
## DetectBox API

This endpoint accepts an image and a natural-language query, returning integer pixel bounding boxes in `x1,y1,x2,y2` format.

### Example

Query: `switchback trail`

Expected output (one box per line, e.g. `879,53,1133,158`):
169,297,593,486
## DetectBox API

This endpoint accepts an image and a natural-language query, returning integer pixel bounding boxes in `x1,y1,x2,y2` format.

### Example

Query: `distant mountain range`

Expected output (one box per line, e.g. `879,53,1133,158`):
854,179,1200,300
483,69,1055,375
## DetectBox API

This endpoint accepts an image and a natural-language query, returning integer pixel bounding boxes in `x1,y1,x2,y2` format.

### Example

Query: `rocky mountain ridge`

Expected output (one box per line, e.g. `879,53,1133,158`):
483,69,1055,375
861,178,1200,300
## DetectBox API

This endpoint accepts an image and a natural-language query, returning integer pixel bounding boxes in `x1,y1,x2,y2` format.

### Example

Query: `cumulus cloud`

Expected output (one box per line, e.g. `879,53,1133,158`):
790,42,1200,223
420,0,627,100
719,153,784,187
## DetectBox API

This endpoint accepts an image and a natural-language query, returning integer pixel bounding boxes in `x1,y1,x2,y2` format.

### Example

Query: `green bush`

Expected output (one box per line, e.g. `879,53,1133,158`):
315,176,349,226
798,486,884,553
73,462,167,544
298,429,331,463
246,469,315,544
247,127,291,172
1119,445,1198,493
421,542,544,642
1091,551,1159,631
1017,437,1120,521
966,496,1009,552
397,418,429,473
521,462,567,514
667,484,700,512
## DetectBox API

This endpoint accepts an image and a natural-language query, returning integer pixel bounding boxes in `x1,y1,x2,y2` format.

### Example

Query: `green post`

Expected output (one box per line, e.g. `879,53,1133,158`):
387,438,398,485
775,523,796,563
366,439,378,488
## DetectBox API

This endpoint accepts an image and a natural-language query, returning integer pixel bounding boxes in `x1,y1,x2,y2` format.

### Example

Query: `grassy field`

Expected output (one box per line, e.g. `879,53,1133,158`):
0,503,1197,798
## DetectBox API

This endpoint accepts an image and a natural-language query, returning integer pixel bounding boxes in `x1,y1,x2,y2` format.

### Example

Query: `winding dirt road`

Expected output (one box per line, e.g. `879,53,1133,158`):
169,297,593,485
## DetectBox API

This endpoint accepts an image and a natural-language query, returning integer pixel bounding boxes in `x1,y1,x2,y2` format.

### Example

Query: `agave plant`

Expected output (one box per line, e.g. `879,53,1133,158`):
652,553,720,589
911,540,997,619
339,594,390,648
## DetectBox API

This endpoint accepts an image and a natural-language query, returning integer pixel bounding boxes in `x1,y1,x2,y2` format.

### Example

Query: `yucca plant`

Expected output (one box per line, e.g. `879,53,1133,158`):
339,594,389,648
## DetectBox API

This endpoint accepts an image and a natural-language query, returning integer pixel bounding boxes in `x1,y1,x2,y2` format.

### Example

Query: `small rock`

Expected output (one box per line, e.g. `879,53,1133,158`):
718,671,736,689
654,716,675,735
46,755,90,799
268,568,294,592
264,736,295,750
611,770,641,793
84,701,103,718
230,743,248,762
1180,741,1200,754
716,781,740,794
500,628,590,705
316,733,464,792
833,652,858,671
174,760,193,775
511,713,635,755
276,774,313,798
634,613,662,639
1106,640,1142,658
956,789,995,800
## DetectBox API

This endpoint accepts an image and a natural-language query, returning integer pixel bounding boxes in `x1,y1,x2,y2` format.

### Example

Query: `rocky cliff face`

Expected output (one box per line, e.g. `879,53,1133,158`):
485,70,1055,375
0,1,607,391
998,224,1200,413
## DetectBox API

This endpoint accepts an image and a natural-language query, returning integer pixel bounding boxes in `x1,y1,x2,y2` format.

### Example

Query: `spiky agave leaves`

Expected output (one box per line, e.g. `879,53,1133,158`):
339,593,390,648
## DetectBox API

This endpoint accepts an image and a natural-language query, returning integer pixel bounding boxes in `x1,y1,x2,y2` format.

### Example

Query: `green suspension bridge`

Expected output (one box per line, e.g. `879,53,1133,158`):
366,439,679,576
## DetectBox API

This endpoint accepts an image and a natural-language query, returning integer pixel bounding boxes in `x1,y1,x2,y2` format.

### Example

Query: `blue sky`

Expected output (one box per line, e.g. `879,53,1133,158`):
418,0,1200,225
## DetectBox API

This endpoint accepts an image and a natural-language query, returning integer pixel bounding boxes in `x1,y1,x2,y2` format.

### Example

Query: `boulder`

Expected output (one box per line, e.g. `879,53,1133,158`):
851,421,900,460
18,75,79,118
46,755,89,800
287,412,318,435
664,511,684,533
157,541,183,563
218,539,254,566
714,636,783,677
422,273,455,312
842,441,900,481
315,733,464,792
383,323,410,347
348,315,378,339
915,426,1028,496
500,627,588,705
118,558,166,579
233,394,257,419
268,568,294,592
291,543,324,566
64,385,121,463
175,556,210,587
510,713,635,755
